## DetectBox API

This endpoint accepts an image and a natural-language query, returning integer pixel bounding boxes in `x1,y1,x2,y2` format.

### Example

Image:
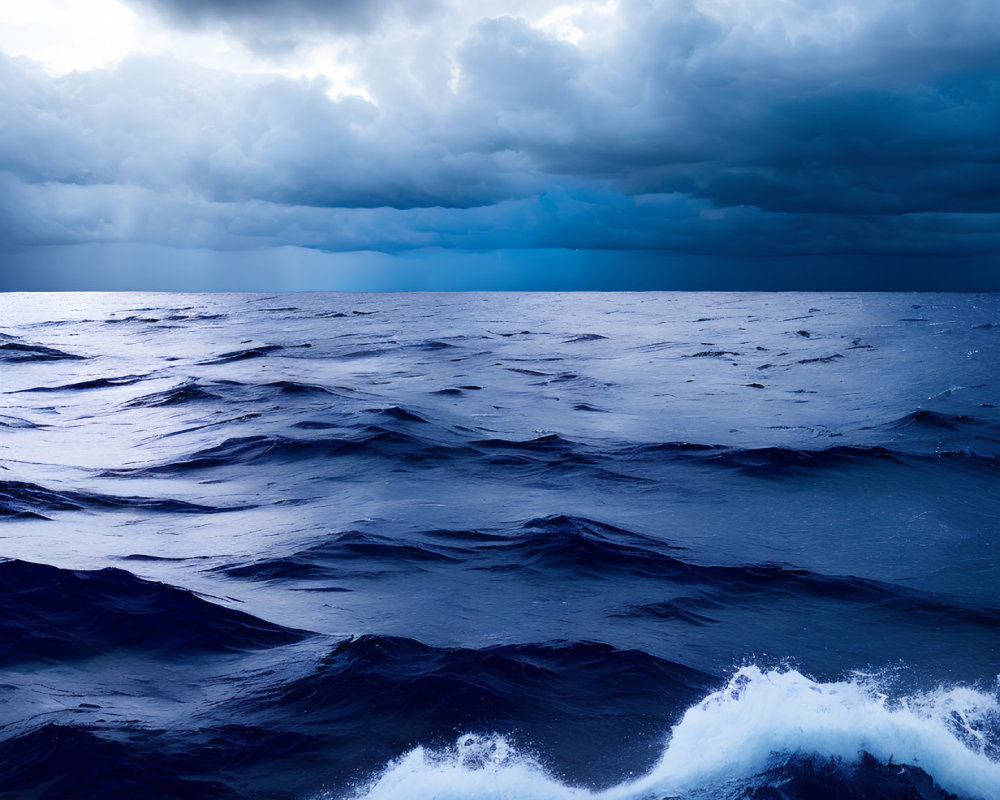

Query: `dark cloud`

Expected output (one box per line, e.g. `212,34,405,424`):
0,53,537,212
443,1,1000,217
127,0,437,52
1,0,999,286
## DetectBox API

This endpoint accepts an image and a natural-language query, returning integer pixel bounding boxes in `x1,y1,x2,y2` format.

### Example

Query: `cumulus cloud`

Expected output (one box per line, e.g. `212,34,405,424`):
0,52,540,211
1,0,998,276
440,0,1000,216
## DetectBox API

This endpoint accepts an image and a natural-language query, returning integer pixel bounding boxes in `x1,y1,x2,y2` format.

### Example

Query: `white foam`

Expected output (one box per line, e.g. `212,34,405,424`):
344,734,590,800
622,666,1000,799
339,667,1000,800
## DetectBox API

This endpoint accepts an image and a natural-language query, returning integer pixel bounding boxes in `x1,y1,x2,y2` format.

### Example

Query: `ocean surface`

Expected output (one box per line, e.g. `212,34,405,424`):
1,291,998,800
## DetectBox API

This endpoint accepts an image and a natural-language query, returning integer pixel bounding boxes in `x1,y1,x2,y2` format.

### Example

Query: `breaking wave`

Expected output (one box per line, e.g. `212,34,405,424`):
347,667,1000,800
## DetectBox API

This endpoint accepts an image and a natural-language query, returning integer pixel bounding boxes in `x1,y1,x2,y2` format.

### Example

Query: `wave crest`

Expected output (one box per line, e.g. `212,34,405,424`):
345,667,1000,800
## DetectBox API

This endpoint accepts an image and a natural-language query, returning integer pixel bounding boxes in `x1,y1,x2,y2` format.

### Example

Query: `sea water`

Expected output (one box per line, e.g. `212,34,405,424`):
1,292,998,799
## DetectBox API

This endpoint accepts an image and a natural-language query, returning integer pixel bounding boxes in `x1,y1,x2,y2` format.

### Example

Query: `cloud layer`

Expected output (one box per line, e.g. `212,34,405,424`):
129,0,439,53
1,0,998,285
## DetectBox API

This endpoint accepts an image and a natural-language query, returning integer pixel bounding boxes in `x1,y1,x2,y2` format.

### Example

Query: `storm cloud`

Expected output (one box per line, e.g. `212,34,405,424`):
127,0,439,53
1,0,998,287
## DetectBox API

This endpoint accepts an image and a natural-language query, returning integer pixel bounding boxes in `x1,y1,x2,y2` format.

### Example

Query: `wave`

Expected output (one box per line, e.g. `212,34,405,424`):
744,751,965,800
563,334,608,343
373,406,427,423
104,314,169,324
630,441,1000,473
266,379,342,395
685,350,741,358
0,725,243,800
166,312,227,322
218,531,460,581
0,479,250,519
349,741,974,800
199,344,287,364
346,667,1000,800
469,433,597,467
102,428,467,476
611,599,720,627
884,410,990,431
471,433,576,452
0,414,45,429
220,515,685,583
437,516,1000,628
0,559,308,665
862,410,1000,457
105,424,968,488
250,635,714,788
0,340,85,362
15,374,148,392
101,434,347,475
797,353,845,364
471,514,686,577
125,380,225,408
292,420,342,431
124,378,355,410
215,513,1000,630
682,444,907,472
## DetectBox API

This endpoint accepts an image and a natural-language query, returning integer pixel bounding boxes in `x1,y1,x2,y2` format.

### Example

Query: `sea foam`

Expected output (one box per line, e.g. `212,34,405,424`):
344,667,1000,800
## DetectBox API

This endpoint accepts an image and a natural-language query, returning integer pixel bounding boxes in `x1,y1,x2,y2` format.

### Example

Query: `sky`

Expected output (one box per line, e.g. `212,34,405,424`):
0,0,998,290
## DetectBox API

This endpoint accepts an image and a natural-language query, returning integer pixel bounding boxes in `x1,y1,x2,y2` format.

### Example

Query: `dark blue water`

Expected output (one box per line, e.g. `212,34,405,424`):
1,292,998,800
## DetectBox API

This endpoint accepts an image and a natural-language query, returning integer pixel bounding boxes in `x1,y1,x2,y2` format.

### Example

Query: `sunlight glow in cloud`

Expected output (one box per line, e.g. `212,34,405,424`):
0,0,368,97
0,0,140,73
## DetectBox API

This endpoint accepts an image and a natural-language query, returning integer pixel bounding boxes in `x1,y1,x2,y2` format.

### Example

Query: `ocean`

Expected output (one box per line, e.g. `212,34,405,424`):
1,291,998,800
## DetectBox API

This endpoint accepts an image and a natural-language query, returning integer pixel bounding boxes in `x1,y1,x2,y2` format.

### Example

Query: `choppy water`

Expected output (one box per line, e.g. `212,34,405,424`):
1,291,998,800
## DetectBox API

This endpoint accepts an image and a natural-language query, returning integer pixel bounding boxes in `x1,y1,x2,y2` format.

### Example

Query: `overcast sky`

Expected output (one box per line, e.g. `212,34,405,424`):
1,0,998,289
